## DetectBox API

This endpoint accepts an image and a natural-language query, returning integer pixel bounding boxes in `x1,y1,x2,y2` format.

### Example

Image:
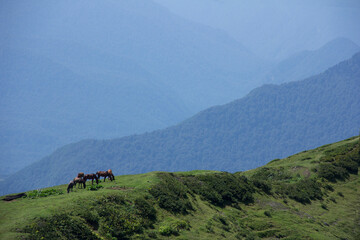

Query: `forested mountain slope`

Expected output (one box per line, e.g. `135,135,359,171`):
1,136,359,239
1,52,359,195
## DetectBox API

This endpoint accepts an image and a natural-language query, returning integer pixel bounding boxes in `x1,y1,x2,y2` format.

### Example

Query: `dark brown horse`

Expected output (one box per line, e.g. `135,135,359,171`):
67,180,75,193
77,172,84,178
73,177,86,189
96,169,115,182
84,173,98,184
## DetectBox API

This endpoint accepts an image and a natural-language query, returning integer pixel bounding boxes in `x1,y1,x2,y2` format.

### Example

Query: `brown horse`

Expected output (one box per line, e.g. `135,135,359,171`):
96,169,115,182
67,180,75,193
84,173,98,184
77,172,84,178
73,177,86,188
107,169,115,181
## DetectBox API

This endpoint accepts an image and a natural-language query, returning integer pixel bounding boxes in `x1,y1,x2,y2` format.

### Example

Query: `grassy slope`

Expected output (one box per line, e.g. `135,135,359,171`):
0,137,359,239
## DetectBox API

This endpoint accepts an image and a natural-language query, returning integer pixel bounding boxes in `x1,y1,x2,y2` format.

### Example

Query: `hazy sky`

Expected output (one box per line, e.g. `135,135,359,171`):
153,0,360,60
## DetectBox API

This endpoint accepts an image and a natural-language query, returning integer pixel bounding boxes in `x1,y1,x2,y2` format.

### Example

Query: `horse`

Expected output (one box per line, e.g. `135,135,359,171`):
73,177,86,189
84,173,98,184
96,169,115,182
107,169,115,181
77,172,84,178
67,180,75,193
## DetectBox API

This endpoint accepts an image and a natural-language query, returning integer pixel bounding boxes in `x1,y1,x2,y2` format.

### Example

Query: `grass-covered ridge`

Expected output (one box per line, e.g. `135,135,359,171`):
0,136,359,239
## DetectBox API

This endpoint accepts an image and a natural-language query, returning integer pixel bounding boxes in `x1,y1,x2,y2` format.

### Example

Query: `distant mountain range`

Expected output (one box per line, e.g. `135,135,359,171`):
265,37,360,84
154,0,360,60
1,51,359,195
1,0,359,178
0,0,265,175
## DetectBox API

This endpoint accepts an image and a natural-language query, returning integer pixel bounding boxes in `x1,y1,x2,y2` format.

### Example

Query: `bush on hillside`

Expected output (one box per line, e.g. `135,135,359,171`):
283,179,323,204
182,173,255,206
149,173,193,214
98,205,143,239
135,196,157,221
74,194,157,239
252,179,272,194
318,142,359,180
317,163,349,182
335,157,358,174
22,213,99,240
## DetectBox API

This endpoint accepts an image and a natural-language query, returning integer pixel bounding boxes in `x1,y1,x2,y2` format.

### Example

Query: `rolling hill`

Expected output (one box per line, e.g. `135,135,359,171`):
1,52,359,196
0,136,359,239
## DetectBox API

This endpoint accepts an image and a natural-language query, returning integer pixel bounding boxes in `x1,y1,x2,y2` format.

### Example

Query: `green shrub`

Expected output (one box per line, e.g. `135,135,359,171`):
159,225,177,236
319,142,359,180
337,192,344,197
335,158,358,175
252,179,272,194
148,231,158,238
134,197,157,221
22,213,99,240
183,173,255,206
97,204,143,239
171,220,190,231
158,220,190,236
324,184,334,192
205,220,214,233
27,188,63,198
284,179,323,204
321,203,328,210
87,184,103,191
149,173,193,214
318,163,349,182
264,210,272,217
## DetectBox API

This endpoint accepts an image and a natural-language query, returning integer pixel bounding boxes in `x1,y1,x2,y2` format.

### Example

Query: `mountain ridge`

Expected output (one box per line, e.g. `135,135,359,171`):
1,51,359,195
265,37,360,84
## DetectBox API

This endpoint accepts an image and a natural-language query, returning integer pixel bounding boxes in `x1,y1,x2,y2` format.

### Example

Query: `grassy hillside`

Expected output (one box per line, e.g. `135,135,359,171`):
1,136,359,239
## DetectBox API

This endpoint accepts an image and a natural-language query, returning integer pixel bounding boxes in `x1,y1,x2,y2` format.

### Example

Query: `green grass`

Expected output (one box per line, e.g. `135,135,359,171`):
0,136,359,239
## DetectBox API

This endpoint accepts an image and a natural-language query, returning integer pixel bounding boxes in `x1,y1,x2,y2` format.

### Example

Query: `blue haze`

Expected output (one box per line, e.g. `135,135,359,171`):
0,0,359,178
